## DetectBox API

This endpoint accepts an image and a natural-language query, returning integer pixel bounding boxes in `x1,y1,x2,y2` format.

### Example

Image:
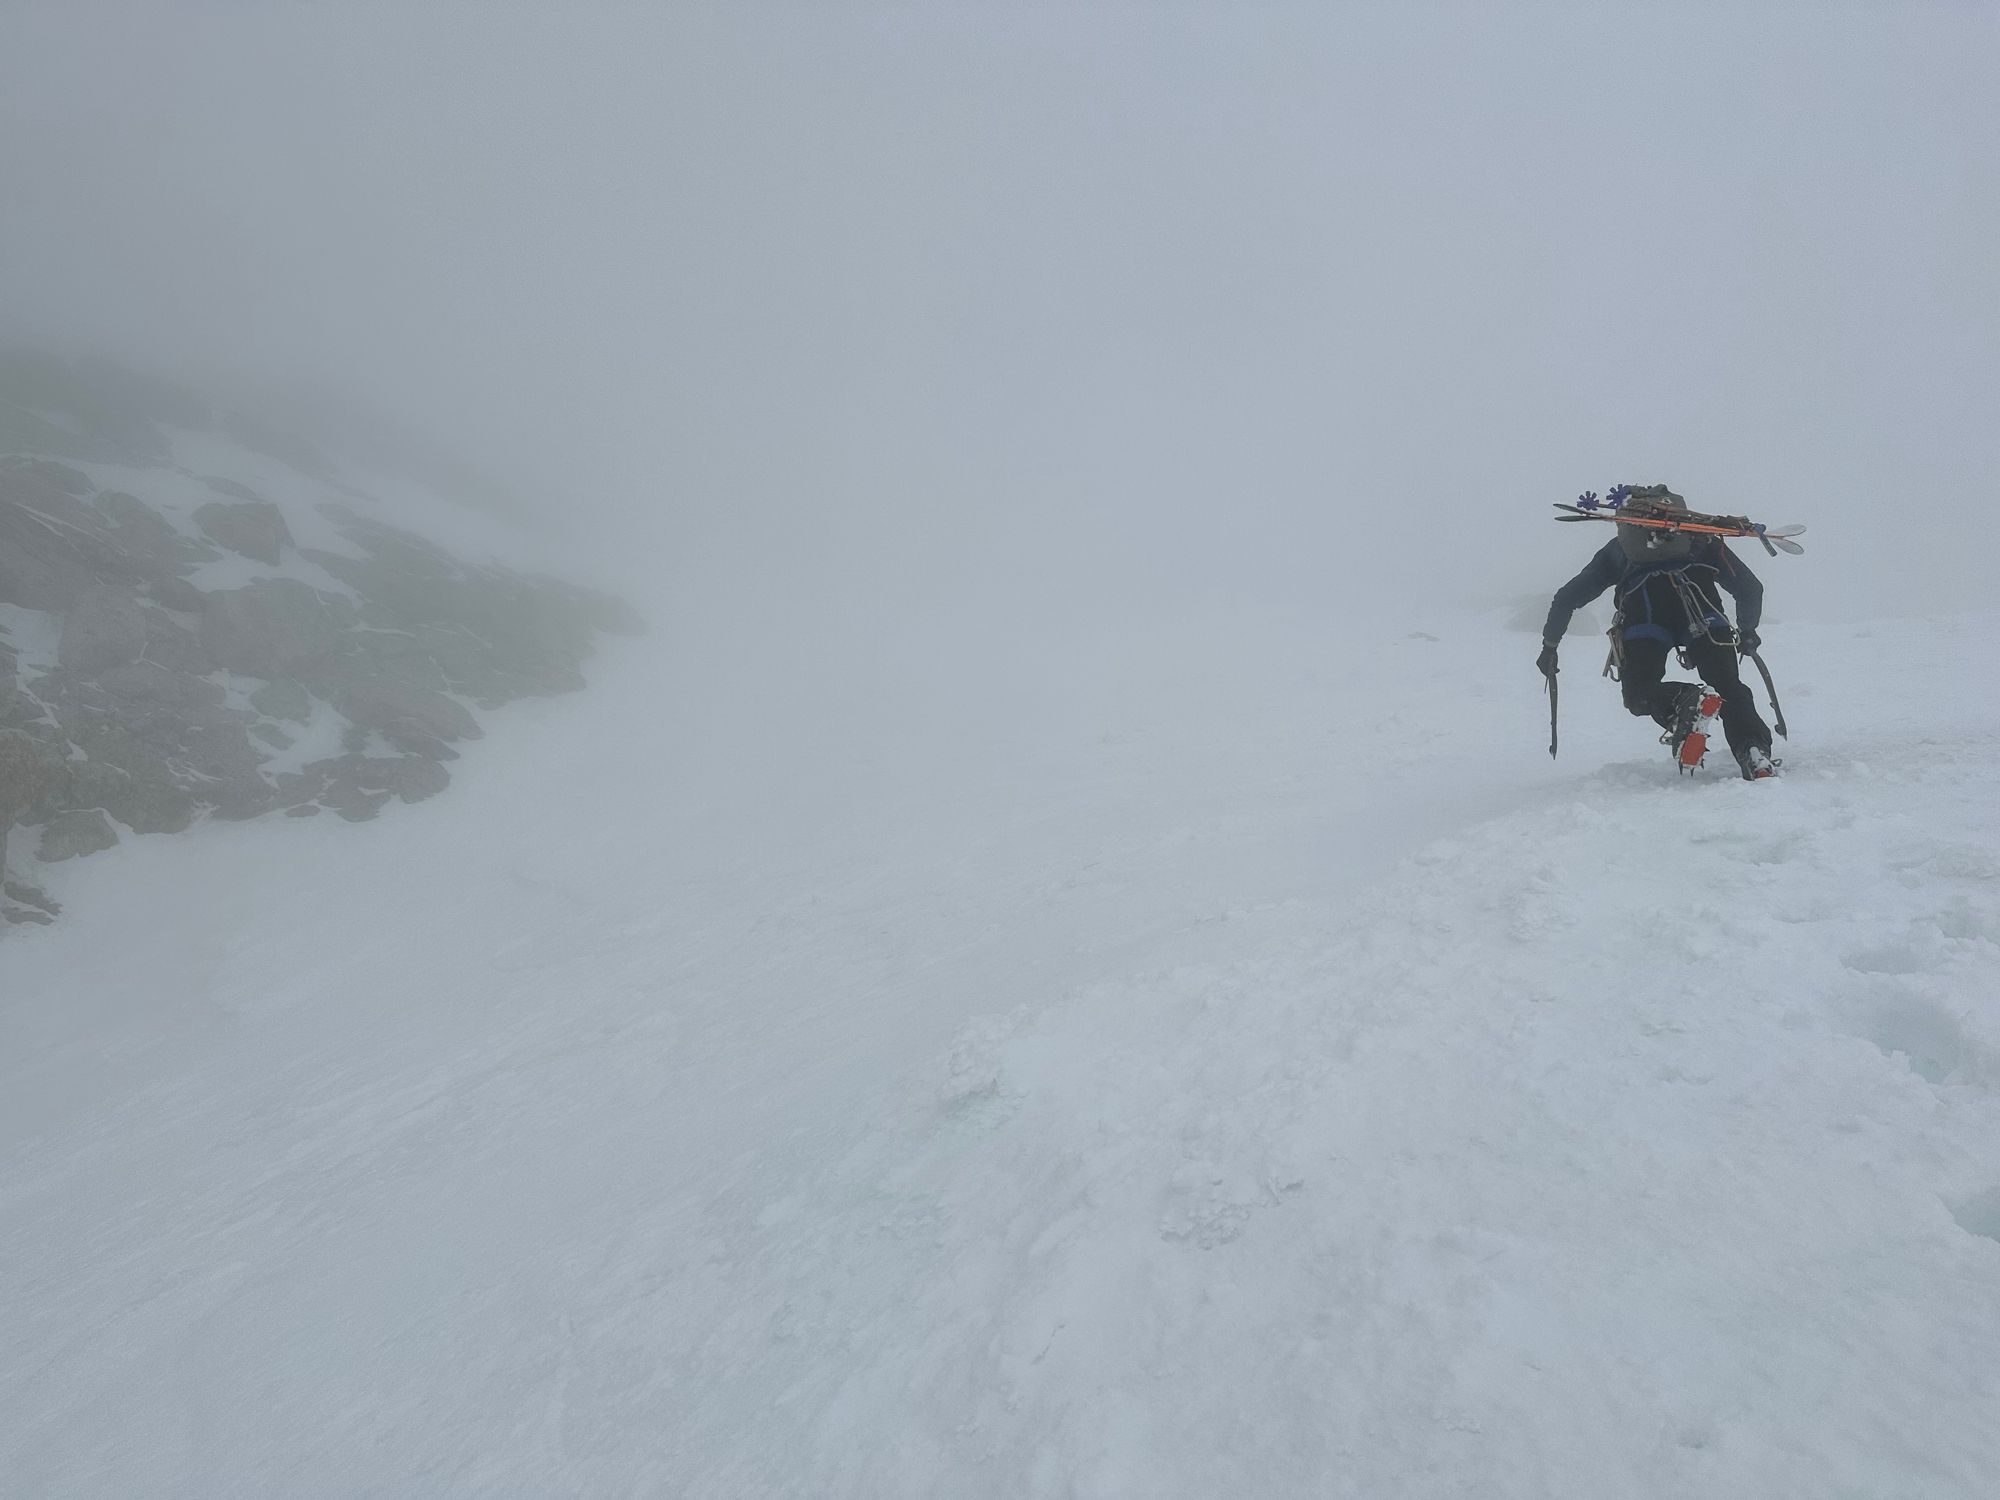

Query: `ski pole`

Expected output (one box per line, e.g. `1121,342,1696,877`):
1746,649,1788,739
1545,671,1559,758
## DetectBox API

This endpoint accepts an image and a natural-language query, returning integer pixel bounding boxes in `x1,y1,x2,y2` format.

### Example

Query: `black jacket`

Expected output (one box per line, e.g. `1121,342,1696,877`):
1543,536,1763,646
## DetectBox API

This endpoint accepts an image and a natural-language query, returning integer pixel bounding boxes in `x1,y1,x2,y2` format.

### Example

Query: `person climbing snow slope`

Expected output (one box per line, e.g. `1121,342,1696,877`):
1538,484,1778,779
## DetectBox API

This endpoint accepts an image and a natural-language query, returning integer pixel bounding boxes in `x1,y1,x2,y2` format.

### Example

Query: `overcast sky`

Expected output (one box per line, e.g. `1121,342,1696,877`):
3,3,1993,631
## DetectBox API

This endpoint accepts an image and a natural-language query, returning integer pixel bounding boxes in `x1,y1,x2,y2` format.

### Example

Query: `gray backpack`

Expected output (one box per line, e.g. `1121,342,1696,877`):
1614,484,1695,564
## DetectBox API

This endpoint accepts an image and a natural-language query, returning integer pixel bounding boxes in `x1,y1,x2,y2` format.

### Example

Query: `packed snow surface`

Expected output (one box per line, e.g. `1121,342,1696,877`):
4,608,1998,1497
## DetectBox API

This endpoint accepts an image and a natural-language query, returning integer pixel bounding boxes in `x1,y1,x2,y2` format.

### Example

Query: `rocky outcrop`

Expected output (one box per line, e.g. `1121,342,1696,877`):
0,729,70,826
0,462,157,612
2,875,59,924
194,497,291,564
56,588,149,676
198,578,357,681
333,679,481,754
38,809,118,862
0,353,642,921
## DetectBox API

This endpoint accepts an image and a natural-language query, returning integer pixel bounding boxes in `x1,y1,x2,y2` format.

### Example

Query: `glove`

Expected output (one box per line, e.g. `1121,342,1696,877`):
1737,629,1761,656
1536,643,1559,679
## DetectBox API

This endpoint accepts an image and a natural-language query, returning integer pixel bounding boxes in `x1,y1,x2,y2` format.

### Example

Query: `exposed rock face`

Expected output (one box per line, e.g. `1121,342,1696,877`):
38,808,118,862
0,350,643,919
199,578,357,681
56,588,149,677
0,462,152,612
335,680,482,753
0,729,70,825
194,497,291,564
2,874,60,924
98,490,220,574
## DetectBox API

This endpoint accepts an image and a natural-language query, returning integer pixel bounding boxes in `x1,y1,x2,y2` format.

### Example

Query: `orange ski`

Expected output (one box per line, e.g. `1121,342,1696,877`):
1553,502,1805,554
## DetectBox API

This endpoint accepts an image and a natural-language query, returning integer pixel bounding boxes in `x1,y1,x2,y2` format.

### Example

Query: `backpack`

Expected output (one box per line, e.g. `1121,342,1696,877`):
1614,484,1695,564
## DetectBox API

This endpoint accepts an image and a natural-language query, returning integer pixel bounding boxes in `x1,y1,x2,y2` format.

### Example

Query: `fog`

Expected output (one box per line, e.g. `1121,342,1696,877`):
10,11,2000,1489
5,3,1994,650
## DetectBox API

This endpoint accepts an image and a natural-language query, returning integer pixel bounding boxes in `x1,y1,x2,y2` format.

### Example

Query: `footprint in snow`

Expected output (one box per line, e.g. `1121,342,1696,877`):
1947,1187,2000,1246
1865,992,1992,1089
1842,931,1948,977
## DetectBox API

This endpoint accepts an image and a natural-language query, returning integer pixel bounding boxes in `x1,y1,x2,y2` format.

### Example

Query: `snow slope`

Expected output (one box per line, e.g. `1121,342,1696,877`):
4,607,1998,1498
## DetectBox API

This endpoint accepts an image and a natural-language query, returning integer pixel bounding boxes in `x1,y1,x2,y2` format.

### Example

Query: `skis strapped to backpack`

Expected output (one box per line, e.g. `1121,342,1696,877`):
1554,488,1806,557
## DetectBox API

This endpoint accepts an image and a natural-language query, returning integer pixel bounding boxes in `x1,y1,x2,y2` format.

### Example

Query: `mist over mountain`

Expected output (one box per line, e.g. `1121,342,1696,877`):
4,5,1993,634
0,347,637,922
2,6,1996,1497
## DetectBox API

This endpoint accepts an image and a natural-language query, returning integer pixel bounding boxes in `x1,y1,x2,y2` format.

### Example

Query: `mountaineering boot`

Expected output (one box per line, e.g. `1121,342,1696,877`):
1663,684,1704,760
1678,691,1723,770
1736,742,1779,781
1664,685,1721,770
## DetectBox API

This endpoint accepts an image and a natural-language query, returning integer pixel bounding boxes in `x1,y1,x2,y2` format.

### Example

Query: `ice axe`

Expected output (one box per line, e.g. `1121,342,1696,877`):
1540,658,1559,758
1745,648,1788,739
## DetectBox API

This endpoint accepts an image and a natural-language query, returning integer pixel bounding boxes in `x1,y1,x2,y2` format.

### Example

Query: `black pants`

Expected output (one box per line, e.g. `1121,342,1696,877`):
1617,576,1771,759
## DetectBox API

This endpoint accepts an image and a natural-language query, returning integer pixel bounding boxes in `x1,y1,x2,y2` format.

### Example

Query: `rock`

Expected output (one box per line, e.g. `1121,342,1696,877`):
50,665,268,821
0,372,642,924
0,728,69,823
2,469,221,617
340,624,449,692
302,533,456,629
54,593,205,681
4,458,93,495
315,767,392,821
384,754,450,803
64,759,195,836
89,659,227,717
293,752,446,817
249,678,312,722
57,587,148,677
136,608,212,674
271,763,332,808
413,620,495,683
199,578,356,680
145,576,209,614
334,680,481,747
38,808,118,862
201,476,264,502
3,876,62,916
93,491,218,574
0,465,141,611
194,499,292,565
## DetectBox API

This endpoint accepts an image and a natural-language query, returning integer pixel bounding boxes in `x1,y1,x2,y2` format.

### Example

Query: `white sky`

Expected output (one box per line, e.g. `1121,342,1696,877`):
2,3,1994,631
